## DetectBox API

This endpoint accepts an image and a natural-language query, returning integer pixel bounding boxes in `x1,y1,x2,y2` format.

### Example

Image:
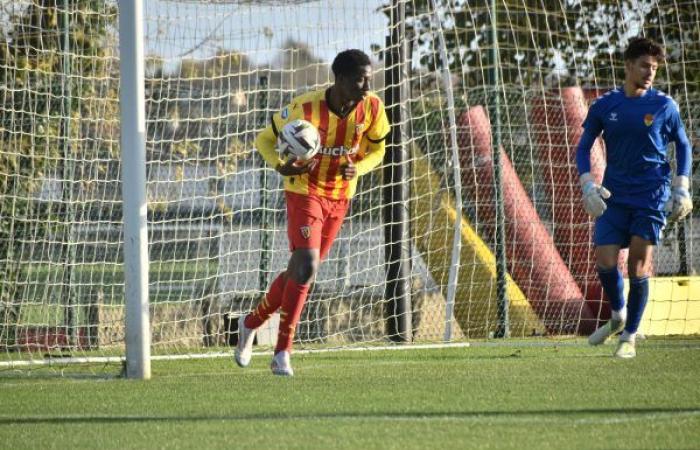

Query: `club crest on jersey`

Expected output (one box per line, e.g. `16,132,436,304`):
644,114,654,126
281,107,289,119
299,226,312,239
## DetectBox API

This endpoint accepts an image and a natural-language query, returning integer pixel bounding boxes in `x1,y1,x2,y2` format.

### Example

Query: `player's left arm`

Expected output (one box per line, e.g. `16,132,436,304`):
352,100,390,178
665,100,693,221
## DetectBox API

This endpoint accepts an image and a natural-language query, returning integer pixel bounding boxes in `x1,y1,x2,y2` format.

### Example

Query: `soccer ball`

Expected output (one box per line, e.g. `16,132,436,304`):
278,119,321,162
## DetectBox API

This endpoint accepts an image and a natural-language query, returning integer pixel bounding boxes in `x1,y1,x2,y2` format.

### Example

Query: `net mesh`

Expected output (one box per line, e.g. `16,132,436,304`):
0,0,698,369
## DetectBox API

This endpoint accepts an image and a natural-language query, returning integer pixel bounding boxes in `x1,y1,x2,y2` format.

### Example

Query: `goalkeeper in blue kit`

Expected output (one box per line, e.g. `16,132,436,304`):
576,37,693,358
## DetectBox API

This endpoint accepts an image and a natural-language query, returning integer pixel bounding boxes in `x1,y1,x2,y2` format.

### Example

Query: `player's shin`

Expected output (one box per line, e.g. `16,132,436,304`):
589,266,627,345
622,276,649,342
597,266,626,320
245,272,286,329
275,278,311,354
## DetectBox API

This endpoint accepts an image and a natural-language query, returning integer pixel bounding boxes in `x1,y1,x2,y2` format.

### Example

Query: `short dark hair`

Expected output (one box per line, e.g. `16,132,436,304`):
331,49,371,77
623,37,665,61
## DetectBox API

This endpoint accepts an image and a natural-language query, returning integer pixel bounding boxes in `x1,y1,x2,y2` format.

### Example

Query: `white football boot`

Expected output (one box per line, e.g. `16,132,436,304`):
234,315,256,368
614,339,636,359
270,351,294,377
588,319,625,346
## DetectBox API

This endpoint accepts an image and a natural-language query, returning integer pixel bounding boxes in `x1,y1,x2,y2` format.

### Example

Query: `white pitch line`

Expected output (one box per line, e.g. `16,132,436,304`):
0,342,472,368
3,339,699,370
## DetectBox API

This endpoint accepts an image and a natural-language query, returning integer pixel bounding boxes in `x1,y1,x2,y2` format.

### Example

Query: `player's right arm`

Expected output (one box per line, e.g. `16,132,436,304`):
255,103,313,176
255,124,284,169
576,99,610,218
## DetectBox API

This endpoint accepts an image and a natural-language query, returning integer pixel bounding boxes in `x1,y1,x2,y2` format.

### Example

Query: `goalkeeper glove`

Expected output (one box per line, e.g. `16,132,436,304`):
665,175,693,223
580,172,611,218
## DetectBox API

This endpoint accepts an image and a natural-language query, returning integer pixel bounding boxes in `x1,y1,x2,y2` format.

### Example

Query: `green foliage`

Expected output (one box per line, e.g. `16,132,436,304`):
0,0,118,332
644,2,700,93
383,0,699,90
145,49,254,167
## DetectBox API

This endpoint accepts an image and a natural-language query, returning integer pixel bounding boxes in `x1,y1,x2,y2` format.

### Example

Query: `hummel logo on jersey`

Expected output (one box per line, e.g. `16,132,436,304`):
609,112,618,122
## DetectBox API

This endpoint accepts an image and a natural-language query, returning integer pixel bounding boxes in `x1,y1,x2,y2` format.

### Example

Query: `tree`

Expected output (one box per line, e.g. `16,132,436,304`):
382,0,699,91
0,0,118,347
644,1,700,123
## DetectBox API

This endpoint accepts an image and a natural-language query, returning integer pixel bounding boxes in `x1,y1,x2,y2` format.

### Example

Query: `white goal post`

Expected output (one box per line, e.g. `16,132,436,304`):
119,0,151,380
0,0,698,375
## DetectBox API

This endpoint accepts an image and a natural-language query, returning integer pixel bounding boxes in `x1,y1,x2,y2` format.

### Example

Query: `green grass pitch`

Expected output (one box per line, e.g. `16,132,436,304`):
1,339,699,450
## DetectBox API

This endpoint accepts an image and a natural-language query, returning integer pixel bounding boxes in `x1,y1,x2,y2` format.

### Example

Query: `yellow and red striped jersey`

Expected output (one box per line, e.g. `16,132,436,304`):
256,88,390,200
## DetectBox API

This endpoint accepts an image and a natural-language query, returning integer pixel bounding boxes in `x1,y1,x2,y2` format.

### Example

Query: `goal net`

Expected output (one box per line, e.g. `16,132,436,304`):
1,0,698,371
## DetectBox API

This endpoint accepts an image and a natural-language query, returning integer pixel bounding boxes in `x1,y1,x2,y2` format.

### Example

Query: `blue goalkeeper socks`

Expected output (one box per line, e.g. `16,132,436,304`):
597,266,626,314
624,276,649,335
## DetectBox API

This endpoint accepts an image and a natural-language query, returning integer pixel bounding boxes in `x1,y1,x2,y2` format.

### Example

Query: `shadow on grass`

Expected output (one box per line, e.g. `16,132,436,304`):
2,407,698,425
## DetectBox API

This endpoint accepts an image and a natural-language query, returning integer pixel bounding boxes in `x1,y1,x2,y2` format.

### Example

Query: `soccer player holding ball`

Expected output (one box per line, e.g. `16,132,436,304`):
576,37,693,358
235,49,390,375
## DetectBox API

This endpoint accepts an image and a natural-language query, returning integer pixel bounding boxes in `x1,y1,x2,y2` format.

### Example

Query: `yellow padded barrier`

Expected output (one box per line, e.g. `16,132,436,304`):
635,276,700,336
411,148,546,338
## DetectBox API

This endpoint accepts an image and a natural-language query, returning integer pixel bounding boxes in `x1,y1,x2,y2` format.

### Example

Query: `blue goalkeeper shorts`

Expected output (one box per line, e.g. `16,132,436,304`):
594,203,666,247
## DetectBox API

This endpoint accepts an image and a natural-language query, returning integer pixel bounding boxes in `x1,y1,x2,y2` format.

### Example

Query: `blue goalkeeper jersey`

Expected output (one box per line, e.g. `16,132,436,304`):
576,87,692,210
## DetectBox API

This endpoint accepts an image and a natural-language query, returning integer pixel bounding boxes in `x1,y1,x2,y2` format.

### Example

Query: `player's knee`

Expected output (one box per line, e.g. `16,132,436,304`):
595,257,618,271
595,245,619,270
628,260,651,278
288,250,319,284
291,261,317,284
297,267,317,284
596,263,617,272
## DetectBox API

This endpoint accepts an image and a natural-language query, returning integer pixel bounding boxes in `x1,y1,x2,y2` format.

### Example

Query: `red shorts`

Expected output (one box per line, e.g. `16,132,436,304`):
285,191,349,261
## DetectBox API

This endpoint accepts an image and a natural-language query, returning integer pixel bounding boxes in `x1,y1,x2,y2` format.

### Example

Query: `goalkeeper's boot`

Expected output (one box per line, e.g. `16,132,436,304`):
234,315,256,368
588,319,625,346
614,339,636,359
271,351,294,377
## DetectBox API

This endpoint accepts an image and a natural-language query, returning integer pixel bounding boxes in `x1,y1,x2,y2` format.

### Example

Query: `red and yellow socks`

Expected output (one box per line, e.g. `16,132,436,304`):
242,272,311,355
275,278,311,354
244,273,286,329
